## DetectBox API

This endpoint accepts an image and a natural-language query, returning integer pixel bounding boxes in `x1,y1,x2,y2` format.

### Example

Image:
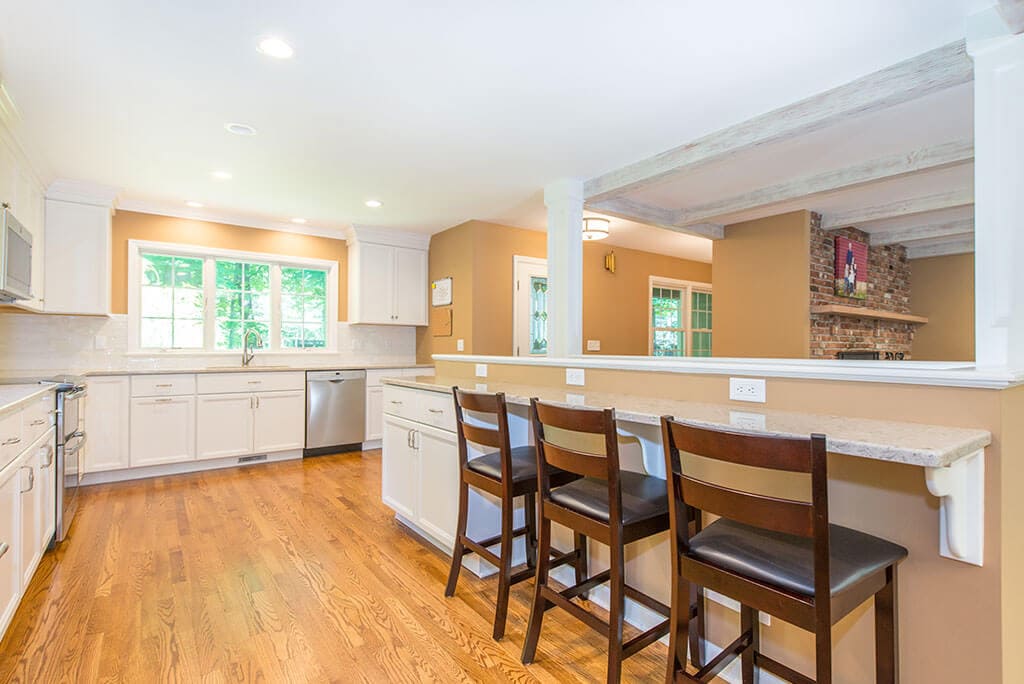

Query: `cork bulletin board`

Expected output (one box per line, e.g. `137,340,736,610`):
431,307,452,336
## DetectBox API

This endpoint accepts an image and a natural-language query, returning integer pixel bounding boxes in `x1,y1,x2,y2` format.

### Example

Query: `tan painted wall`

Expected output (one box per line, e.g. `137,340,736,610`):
712,211,811,358
110,211,349,320
416,220,712,362
909,253,975,361
434,357,1010,683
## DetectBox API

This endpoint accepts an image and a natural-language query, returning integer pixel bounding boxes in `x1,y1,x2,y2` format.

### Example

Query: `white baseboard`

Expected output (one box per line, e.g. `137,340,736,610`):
81,449,303,485
361,439,382,450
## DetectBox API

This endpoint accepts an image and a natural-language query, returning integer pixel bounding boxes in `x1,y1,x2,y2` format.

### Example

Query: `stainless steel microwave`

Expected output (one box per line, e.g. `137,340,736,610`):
0,206,32,302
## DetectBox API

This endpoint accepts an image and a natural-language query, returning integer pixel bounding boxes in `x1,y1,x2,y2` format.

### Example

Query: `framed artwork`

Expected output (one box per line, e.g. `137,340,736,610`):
834,236,868,299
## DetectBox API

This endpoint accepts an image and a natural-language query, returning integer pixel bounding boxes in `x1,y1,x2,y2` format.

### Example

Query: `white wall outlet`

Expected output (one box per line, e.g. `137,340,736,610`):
456,338,465,351
565,368,585,386
586,339,601,351
475,383,488,392
566,393,586,405
729,410,767,432
729,377,766,403
475,363,488,378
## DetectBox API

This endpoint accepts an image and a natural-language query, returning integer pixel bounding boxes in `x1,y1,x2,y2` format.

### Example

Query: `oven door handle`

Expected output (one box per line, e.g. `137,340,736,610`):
64,388,87,401
65,433,87,456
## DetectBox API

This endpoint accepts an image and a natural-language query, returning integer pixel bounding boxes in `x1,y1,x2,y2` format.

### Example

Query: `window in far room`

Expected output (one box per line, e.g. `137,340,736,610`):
649,278,712,357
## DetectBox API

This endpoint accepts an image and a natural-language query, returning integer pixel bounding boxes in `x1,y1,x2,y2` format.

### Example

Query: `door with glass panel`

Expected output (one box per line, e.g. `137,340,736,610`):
513,257,548,356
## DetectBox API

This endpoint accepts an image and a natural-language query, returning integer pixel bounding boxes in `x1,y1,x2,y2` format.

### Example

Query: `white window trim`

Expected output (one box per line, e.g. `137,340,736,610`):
648,276,712,357
127,239,339,353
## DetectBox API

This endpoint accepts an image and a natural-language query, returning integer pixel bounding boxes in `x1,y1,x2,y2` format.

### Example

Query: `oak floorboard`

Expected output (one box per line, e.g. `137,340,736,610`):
0,451,671,682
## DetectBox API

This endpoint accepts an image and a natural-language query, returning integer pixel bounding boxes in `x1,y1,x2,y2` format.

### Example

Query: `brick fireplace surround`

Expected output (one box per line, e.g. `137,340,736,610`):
809,213,915,359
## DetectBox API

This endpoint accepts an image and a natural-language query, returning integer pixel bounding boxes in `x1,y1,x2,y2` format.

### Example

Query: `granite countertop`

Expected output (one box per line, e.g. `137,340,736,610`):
0,384,54,418
383,375,991,469
82,363,434,377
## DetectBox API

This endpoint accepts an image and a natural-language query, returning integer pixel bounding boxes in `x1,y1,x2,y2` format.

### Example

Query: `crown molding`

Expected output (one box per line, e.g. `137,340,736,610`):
345,224,431,250
0,83,54,187
46,178,121,207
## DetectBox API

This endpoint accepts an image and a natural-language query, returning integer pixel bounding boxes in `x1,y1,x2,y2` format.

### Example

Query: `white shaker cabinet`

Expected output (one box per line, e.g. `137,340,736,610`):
36,440,55,552
252,390,305,453
130,396,196,467
17,450,41,589
0,458,20,636
82,376,130,473
394,247,428,325
196,394,254,461
382,414,419,520
414,423,458,549
43,194,112,316
346,228,429,326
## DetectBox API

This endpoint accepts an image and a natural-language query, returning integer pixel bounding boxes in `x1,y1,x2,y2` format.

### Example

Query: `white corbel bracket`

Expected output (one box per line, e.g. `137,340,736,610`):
925,450,985,566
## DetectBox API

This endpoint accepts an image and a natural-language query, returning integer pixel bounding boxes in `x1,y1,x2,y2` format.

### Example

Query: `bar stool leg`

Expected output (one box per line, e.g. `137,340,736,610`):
688,583,705,669
740,605,759,684
521,516,552,664
815,624,833,684
493,493,515,640
444,476,469,597
666,575,690,684
875,565,899,684
524,492,538,570
574,532,589,598
607,538,626,683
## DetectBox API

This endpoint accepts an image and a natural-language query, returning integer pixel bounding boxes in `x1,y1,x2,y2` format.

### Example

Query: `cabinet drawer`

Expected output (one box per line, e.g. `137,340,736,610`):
23,392,54,446
131,374,196,397
417,390,456,432
382,386,420,422
0,411,23,471
197,372,305,395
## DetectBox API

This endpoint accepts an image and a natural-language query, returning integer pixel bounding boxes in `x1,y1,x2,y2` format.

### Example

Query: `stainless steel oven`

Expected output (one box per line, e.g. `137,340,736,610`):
45,377,87,542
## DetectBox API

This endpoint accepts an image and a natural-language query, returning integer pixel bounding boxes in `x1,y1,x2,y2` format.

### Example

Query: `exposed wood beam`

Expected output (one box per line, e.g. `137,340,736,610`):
583,41,973,203
822,189,973,229
673,139,973,227
585,198,724,240
999,0,1024,33
871,218,974,246
905,235,975,259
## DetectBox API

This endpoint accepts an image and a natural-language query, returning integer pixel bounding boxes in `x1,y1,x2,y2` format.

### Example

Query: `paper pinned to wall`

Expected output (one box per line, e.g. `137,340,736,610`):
431,277,453,306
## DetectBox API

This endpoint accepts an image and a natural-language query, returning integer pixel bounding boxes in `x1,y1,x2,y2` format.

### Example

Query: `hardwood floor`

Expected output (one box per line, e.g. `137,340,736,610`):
0,452,669,683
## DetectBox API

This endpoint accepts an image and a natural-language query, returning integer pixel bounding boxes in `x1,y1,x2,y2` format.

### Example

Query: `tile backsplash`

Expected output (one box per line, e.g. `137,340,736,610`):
0,313,418,375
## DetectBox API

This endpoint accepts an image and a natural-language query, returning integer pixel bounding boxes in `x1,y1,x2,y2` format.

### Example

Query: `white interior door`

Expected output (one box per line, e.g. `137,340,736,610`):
513,257,548,356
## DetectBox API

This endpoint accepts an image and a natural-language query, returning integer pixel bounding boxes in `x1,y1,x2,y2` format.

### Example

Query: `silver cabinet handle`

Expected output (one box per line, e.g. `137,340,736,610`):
154,398,174,403
30,419,46,426
427,408,443,414
20,466,34,493
407,430,414,448
250,396,255,409
0,542,8,560
39,444,53,467
390,400,403,405
255,396,260,409
247,380,262,384
2,437,20,446
155,383,173,388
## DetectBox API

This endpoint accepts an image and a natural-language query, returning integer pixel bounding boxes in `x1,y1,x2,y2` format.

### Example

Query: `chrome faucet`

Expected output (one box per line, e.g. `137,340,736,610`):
242,329,263,367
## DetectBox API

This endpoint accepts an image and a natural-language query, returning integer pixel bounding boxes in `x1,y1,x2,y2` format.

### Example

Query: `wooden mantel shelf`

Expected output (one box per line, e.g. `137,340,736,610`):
811,304,929,324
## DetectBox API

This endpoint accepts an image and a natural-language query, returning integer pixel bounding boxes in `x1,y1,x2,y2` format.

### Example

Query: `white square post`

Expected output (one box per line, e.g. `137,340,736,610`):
544,178,584,358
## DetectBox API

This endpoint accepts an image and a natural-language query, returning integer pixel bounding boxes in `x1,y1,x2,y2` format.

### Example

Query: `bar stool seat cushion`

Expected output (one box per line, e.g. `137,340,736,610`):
688,518,908,597
466,445,538,483
549,471,668,525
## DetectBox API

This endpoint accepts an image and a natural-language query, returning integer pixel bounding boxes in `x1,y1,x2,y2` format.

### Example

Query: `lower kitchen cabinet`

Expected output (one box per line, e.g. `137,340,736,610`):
18,450,41,589
82,376,130,473
0,458,20,636
36,440,55,550
414,423,458,548
253,390,305,453
196,393,255,460
130,395,196,467
366,386,384,441
382,414,418,519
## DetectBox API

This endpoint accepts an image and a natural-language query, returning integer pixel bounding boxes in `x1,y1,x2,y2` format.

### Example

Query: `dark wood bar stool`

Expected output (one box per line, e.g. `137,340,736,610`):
444,388,581,641
521,399,702,683
661,417,908,684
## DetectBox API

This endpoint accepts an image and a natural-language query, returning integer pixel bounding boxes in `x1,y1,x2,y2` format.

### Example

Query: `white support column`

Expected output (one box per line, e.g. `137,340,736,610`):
968,9,1024,369
544,178,584,357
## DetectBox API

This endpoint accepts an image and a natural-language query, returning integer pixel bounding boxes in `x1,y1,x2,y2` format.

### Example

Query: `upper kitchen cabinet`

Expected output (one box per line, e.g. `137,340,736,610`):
42,181,118,316
0,130,46,311
346,226,429,326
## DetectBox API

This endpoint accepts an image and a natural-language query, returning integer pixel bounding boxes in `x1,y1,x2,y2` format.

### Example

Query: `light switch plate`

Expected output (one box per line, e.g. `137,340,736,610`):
475,363,488,378
565,368,585,386
729,377,766,403
456,338,465,351
586,339,601,351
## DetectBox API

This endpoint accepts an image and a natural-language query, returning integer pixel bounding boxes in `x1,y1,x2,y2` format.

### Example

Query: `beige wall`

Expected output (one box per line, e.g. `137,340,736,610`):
111,211,349,320
712,210,811,358
416,220,712,362
910,253,975,361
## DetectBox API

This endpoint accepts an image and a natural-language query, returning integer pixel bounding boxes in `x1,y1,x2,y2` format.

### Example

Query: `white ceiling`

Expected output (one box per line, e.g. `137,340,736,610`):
0,0,989,254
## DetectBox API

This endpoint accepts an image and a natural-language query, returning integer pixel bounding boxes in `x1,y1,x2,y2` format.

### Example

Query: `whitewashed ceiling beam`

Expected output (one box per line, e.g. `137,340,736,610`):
822,188,973,229
871,218,974,246
673,139,973,227
583,40,973,203
585,198,724,240
905,235,975,259
999,0,1024,33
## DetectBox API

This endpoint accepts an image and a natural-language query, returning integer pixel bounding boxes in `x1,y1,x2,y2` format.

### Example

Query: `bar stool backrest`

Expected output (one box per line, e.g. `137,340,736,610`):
453,388,513,479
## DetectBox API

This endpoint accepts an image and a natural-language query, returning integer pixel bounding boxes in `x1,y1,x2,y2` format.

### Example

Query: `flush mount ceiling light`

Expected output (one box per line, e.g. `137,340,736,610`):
257,36,294,59
365,199,382,208
185,200,204,208
224,122,257,136
291,217,307,224
582,217,610,241
211,170,233,180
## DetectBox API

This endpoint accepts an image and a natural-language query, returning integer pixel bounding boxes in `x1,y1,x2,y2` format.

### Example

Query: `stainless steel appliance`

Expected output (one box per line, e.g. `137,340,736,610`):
0,206,33,302
44,377,86,542
305,370,366,455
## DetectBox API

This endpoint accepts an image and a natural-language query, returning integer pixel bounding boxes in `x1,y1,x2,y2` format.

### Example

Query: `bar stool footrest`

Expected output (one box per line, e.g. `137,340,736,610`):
689,629,753,682
540,585,608,633
754,652,815,684
622,618,671,658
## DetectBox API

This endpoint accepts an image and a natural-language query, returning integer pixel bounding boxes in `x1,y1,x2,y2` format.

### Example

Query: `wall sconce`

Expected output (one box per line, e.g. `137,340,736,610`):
604,250,616,273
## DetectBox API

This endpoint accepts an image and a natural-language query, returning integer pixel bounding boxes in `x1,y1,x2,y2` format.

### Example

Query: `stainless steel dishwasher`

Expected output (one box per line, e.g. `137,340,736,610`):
305,370,366,455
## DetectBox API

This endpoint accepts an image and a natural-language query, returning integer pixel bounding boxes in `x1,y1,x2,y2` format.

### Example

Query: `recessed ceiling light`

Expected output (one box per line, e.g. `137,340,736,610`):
224,122,257,136
365,199,382,208
211,170,233,180
257,36,294,59
185,200,204,208
291,217,307,224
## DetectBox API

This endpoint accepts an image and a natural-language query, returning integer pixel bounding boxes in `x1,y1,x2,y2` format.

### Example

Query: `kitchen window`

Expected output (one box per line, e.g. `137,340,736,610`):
128,240,338,352
649,277,712,357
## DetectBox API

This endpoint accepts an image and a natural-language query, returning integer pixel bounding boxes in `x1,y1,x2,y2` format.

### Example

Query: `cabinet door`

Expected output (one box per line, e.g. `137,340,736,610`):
129,396,196,467
36,440,55,549
357,242,396,324
83,376,130,473
253,390,305,453
17,455,40,590
394,247,428,325
366,386,384,441
415,424,459,550
381,415,418,519
43,199,110,315
196,394,254,460
0,461,20,637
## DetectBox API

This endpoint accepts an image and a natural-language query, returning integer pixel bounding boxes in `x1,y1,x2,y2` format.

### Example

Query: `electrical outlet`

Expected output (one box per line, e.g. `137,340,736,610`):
456,338,465,351
729,377,766,403
729,410,767,431
475,363,488,378
586,339,601,351
565,368,585,386
475,383,488,392
566,393,586,405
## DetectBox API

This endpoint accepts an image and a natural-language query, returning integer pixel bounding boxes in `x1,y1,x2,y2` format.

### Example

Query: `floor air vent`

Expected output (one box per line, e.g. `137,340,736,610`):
238,454,268,464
